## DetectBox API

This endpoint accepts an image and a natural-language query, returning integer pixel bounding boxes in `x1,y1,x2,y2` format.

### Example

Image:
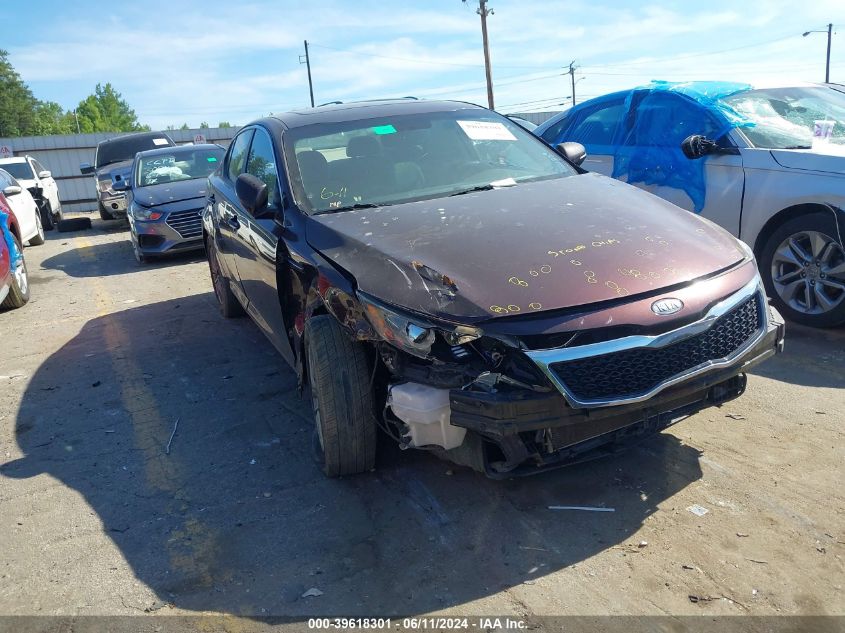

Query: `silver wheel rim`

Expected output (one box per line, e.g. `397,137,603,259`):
36,213,43,239
771,230,845,315
13,255,27,296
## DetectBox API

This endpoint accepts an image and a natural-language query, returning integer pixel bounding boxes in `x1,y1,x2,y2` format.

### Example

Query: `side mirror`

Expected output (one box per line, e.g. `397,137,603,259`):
80,163,95,175
112,179,129,191
37,170,51,179
236,173,268,215
556,142,587,167
3,185,21,196
681,135,719,160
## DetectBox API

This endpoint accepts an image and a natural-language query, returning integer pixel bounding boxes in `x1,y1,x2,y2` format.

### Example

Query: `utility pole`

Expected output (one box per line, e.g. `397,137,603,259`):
299,40,315,107
464,0,495,109
826,23,833,84
566,61,579,105
73,110,80,134
803,23,834,83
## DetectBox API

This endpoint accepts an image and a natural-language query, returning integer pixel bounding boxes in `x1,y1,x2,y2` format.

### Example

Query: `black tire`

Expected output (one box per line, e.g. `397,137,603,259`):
39,200,55,231
1,235,30,310
760,211,845,328
57,217,92,233
99,202,114,221
305,315,377,478
206,235,245,318
28,211,45,246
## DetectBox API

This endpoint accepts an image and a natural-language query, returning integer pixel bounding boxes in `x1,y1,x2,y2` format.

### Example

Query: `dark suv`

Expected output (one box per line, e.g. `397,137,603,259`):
203,99,785,478
80,131,176,220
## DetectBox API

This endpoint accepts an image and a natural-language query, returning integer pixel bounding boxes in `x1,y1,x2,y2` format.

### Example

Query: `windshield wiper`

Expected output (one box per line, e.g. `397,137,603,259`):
315,202,383,214
449,184,495,197
782,145,812,149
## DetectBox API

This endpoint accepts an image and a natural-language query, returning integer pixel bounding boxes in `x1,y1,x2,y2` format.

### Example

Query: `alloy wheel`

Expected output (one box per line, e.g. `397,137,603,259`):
771,230,845,315
13,253,28,297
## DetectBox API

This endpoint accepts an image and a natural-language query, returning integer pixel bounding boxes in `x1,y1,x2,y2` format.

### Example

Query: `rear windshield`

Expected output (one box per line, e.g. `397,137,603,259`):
136,148,224,187
286,108,575,214
96,135,173,168
0,161,34,180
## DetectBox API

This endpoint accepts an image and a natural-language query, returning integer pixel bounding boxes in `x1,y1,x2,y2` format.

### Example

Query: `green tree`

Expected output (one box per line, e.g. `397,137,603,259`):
32,101,76,135
199,121,209,129
74,83,149,133
217,121,234,128
179,123,190,130
0,49,39,137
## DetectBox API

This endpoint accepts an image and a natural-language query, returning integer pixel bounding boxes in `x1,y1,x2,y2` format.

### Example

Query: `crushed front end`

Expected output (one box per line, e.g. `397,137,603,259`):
370,265,785,478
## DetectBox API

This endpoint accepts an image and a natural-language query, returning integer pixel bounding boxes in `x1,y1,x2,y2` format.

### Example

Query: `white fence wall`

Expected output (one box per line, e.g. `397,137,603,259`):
0,128,239,214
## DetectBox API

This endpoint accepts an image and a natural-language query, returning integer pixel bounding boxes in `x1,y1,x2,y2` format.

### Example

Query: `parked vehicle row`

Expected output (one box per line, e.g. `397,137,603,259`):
535,81,845,327
202,98,785,478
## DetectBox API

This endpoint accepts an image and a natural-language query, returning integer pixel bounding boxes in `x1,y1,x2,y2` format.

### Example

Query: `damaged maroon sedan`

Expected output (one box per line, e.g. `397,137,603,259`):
203,99,785,478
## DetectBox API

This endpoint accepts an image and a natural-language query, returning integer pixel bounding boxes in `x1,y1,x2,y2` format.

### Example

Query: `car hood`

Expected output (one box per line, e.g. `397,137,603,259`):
306,174,746,322
133,179,208,208
770,145,845,175
95,159,134,180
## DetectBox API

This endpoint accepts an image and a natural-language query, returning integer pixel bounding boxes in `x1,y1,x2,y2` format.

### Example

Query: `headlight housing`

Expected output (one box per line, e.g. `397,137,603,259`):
357,293,481,359
97,179,112,193
131,204,162,221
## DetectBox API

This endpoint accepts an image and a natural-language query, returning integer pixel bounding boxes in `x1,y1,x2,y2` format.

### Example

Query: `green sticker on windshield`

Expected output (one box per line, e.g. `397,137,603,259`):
371,124,396,135
207,156,218,162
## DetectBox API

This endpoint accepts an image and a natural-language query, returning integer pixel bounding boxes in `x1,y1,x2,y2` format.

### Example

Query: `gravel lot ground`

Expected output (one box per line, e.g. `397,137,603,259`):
0,218,843,626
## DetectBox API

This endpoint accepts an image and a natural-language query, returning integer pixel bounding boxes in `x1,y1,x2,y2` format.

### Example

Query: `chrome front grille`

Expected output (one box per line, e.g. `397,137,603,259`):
524,277,767,409
550,294,761,403
166,209,203,239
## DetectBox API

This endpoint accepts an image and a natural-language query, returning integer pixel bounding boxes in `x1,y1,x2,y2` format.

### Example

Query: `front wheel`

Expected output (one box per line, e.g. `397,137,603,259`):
761,211,845,327
1,235,30,309
28,211,45,246
99,202,114,221
39,200,55,231
206,235,245,318
305,315,377,478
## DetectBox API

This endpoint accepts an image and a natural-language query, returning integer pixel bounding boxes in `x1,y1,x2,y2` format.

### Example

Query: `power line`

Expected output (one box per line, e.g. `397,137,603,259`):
308,41,552,70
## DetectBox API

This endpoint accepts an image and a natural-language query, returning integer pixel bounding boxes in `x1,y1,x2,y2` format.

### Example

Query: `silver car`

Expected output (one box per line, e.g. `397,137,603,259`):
119,144,225,264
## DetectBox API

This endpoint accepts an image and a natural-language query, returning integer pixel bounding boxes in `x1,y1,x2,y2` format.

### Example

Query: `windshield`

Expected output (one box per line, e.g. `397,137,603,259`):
0,161,35,180
96,135,173,168
136,148,224,187
286,109,575,213
722,86,845,149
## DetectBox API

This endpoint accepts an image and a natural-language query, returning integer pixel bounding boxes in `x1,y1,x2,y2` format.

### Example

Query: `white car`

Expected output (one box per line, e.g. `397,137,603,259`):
0,168,45,246
0,155,62,230
536,82,845,327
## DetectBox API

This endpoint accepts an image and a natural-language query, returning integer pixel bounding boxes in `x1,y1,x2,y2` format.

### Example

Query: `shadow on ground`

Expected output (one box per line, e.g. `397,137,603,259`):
749,322,845,389
2,292,703,617
40,234,206,277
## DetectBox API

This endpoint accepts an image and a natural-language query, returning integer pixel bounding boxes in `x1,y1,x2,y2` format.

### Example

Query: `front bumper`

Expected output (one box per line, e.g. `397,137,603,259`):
99,192,127,214
131,209,204,256
446,301,785,477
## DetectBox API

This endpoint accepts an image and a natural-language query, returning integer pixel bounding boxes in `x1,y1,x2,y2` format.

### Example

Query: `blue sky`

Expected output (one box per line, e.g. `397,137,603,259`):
6,0,845,129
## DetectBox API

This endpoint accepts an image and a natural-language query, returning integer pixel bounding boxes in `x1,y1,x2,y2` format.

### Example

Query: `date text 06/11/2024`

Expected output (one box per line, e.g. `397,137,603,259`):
307,617,527,630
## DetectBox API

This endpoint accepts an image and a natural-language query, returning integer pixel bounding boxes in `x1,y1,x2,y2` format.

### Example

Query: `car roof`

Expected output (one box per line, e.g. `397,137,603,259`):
99,131,173,147
264,99,487,129
133,143,223,159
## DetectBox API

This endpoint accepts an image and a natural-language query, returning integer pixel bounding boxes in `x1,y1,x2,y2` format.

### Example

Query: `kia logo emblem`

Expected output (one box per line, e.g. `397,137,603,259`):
651,298,684,315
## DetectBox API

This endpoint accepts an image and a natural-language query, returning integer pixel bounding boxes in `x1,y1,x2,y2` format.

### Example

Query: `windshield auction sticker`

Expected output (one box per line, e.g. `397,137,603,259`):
457,120,517,141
